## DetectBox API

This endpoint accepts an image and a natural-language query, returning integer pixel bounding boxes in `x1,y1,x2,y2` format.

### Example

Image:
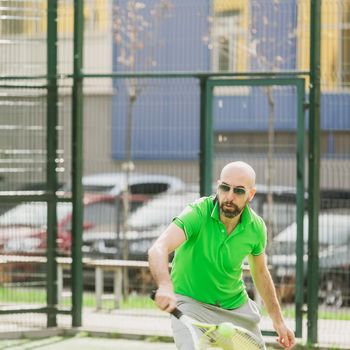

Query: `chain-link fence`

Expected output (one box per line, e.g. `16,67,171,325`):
0,1,349,348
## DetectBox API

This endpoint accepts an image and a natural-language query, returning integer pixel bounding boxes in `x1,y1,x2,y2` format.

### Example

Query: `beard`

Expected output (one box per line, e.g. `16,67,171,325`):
219,201,245,219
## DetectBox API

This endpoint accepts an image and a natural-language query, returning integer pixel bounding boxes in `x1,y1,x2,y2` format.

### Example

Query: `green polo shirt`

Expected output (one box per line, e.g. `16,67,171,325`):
171,196,267,309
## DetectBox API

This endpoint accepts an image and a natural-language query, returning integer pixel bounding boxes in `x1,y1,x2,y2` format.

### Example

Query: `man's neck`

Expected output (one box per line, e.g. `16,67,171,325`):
220,213,242,235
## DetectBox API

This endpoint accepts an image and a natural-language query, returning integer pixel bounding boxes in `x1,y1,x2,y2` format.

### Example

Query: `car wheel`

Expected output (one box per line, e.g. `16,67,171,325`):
320,280,343,308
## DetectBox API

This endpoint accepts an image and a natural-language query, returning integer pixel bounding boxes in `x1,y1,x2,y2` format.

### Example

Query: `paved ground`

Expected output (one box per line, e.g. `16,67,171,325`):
80,308,350,349
0,308,349,349
0,336,177,350
0,335,292,350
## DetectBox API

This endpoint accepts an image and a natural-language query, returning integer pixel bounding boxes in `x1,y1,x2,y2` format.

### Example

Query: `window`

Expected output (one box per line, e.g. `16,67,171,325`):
58,0,108,35
0,1,42,36
341,7,350,84
212,12,242,72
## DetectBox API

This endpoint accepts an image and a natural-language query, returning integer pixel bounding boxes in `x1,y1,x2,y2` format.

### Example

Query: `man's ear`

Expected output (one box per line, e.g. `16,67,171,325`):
248,187,256,202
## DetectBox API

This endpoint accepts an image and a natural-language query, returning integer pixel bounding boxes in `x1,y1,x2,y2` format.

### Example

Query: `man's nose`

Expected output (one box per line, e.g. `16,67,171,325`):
226,190,237,200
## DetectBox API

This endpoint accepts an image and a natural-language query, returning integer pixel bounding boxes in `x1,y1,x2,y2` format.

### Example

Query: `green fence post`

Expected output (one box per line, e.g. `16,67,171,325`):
295,79,306,338
46,0,58,327
308,0,321,344
199,78,213,197
72,0,84,327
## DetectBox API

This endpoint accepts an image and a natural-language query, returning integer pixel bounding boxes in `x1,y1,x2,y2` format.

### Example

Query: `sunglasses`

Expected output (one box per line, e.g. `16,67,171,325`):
218,183,247,195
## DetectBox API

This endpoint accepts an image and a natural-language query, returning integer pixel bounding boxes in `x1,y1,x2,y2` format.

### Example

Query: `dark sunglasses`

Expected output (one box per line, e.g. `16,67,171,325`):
218,183,247,195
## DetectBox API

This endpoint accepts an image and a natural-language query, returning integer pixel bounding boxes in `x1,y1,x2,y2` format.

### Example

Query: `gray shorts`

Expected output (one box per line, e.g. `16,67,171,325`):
171,294,266,350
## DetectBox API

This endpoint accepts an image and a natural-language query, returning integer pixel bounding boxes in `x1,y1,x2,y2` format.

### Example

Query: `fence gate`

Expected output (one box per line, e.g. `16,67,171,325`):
204,77,306,337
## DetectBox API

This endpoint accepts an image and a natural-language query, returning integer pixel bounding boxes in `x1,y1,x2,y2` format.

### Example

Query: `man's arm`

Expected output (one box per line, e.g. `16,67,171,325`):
148,222,186,313
248,253,295,349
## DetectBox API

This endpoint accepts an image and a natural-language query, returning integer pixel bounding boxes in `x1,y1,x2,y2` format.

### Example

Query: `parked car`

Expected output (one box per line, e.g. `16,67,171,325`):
0,172,185,253
0,173,186,281
83,190,200,261
0,193,119,284
82,231,118,259
0,193,119,256
64,172,185,196
270,210,350,306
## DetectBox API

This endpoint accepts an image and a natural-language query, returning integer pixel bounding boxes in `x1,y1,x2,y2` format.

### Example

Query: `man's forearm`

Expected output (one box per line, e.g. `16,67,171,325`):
254,269,284,325
148,242,177,312
254,268,296,348
250,253,295,349
148,224,185,312
148,242,172,288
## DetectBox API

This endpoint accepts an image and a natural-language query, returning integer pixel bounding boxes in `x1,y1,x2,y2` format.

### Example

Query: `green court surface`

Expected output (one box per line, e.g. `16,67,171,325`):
0,336,177,350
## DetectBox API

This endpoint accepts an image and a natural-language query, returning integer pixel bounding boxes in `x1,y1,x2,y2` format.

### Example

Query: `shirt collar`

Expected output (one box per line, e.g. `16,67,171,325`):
240,205,253,227
211,197,220,221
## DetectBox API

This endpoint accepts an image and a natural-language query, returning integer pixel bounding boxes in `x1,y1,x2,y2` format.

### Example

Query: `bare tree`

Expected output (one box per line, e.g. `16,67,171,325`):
246,11,293,256
113,0,173,299
204,5,296,256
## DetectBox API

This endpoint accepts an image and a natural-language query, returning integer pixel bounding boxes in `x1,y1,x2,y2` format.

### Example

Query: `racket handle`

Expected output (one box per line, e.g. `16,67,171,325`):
150,289,157,300
171,307,183,319
150,289,184,319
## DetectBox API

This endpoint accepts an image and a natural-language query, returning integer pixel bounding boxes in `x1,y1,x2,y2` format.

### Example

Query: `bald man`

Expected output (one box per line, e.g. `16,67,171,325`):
148,161,295,350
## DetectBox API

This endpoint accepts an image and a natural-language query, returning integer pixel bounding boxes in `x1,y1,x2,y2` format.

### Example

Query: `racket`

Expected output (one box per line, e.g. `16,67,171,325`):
151,291,265,350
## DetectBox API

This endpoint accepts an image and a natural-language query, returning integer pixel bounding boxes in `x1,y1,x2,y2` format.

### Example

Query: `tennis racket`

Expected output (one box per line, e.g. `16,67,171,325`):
151,291,265,350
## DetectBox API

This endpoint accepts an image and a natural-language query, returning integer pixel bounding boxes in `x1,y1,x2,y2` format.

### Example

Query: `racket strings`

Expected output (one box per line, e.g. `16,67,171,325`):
219,330,264,350
198,329,264,350
201,326,217,344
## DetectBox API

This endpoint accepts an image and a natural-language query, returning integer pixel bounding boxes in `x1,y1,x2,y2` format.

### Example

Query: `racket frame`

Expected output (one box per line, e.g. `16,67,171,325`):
151,291,264,349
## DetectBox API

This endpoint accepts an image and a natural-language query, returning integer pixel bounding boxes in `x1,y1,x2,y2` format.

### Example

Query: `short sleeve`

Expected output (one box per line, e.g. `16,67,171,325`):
251,220,267,256
173,203,202,240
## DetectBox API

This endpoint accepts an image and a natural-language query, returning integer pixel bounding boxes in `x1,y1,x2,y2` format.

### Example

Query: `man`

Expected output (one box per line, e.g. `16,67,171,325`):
148,161,295,350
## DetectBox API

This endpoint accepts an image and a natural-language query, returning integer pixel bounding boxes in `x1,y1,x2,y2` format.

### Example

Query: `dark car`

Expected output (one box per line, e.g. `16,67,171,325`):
82,191,199,261
270,210,350,307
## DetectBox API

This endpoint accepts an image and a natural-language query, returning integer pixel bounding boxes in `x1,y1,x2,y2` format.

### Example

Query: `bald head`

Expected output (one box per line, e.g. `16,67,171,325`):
220,161,256,189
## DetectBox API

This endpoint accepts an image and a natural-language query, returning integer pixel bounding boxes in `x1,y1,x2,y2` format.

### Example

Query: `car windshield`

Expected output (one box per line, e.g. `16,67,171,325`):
62,172,185,196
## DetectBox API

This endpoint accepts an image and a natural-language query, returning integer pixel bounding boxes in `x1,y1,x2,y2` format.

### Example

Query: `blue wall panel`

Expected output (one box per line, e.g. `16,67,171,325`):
213,90,298,131
322,93,350,130
250,0,297,71
213,92,350,132
112,0,209,160
111,0,349,160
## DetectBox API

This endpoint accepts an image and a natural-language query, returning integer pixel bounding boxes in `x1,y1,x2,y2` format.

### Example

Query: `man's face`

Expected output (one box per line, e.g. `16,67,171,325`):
217,163,256,219
217,182,250,219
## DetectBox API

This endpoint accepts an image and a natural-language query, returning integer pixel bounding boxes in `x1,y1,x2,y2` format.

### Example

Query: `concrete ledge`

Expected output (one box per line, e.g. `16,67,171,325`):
0,328,66,339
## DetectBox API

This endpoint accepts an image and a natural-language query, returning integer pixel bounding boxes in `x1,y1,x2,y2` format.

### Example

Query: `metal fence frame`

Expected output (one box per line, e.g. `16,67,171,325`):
0,0,321,345
205,77,306,338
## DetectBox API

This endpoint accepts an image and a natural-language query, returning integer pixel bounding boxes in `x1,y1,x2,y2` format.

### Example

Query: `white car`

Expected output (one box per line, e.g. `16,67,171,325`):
66,172,185,196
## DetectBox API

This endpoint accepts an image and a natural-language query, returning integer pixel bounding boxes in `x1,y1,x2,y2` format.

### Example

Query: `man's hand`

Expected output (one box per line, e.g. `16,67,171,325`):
274,322,296,349
154,284,177,313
